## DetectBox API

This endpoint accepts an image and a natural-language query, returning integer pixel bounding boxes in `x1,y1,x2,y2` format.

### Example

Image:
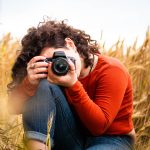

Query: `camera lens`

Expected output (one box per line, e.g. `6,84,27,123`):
52,58,69,75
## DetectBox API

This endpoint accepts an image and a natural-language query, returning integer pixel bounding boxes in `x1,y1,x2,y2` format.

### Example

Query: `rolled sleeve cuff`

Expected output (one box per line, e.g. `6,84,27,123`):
24,131,54,148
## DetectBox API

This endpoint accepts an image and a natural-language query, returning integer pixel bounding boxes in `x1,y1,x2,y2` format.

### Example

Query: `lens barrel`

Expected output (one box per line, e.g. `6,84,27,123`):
52,57,69,76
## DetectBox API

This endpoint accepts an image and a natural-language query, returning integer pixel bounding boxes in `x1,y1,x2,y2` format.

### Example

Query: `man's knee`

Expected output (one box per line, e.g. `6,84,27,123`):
37,79,58,93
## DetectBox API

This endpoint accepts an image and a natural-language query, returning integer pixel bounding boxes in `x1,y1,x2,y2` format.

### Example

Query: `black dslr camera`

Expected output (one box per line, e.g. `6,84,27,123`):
43,51,76,76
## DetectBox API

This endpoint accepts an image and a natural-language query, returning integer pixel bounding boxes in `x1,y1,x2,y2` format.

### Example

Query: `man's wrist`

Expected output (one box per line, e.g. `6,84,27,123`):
22,76,38,96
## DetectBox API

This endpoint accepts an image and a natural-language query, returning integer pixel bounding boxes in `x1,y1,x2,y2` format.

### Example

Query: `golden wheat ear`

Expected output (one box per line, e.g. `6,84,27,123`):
45,112,53,150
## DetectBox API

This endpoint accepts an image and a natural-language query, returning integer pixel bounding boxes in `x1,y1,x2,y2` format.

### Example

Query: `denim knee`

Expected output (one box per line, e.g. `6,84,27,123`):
37,79,58,92
37,79,63,98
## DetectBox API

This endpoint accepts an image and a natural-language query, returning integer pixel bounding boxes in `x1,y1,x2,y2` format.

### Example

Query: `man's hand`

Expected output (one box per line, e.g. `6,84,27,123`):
27,56,49,85
47,59,78,87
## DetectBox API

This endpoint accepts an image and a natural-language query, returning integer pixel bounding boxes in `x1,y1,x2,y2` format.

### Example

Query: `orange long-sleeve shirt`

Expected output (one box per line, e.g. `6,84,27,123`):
65,55,134,136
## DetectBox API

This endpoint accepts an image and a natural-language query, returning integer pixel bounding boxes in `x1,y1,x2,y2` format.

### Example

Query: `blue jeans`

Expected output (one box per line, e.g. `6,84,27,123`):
23,79,134,150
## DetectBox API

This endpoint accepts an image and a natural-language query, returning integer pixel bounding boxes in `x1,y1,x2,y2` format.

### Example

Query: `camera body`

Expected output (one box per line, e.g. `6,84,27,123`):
43,51,76,76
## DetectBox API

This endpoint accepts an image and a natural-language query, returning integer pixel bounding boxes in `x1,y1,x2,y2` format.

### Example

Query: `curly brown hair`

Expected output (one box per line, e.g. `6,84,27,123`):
8,19,100,90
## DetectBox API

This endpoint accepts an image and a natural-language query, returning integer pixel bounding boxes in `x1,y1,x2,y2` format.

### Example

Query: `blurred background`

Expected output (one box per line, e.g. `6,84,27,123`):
0,0,150,48
0,0,150,149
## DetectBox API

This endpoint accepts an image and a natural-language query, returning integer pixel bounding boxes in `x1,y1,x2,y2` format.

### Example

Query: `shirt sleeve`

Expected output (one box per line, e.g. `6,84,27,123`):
65,66,128,136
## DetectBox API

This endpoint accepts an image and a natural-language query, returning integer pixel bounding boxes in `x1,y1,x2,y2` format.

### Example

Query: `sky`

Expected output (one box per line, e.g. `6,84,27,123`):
0,0,150,48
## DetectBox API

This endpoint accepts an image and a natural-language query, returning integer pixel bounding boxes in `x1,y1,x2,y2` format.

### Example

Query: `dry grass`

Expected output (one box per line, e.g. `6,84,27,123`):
0,30,150,149
0,33,24,149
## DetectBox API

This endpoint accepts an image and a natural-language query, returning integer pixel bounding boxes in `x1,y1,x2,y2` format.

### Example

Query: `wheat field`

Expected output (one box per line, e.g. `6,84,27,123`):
0,30,150,149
